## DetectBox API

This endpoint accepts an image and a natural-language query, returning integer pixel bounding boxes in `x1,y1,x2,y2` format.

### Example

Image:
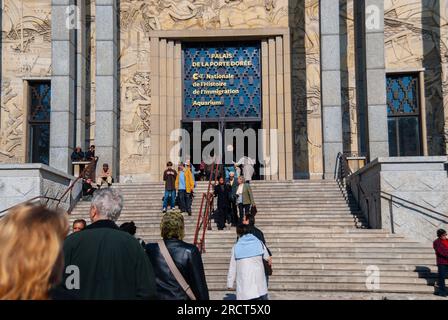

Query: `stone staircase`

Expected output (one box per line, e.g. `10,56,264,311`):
69,180,438,299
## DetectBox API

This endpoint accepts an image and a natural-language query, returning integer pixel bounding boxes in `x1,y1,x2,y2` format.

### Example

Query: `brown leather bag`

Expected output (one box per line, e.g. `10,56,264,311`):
157,240,197,300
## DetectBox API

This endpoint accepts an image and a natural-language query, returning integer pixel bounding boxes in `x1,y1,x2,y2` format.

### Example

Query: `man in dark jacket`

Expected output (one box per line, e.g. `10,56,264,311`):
71,147,85,162
85,145,98,162
433,229,448,297
163,161,177,213
214,176,232,230
60,188,157,300
146,211,209,300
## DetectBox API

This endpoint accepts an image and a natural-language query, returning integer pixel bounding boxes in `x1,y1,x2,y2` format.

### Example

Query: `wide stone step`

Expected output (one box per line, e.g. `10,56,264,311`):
203,262,436,272
206,274,433,285
199,250,435,259
205,282,434,294
204,269,435,278
202,245,434,252
201,257,435,265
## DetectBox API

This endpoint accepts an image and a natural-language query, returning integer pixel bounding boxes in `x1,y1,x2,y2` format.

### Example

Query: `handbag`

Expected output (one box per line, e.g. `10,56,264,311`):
261,243,273,276
157,240,197,300
250,205,258,216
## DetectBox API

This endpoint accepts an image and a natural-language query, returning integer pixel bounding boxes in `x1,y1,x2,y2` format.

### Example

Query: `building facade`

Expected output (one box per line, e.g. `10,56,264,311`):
0,0,447,182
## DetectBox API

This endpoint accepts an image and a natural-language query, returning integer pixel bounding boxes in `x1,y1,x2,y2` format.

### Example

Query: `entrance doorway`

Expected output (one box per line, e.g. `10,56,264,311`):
182,121,262,180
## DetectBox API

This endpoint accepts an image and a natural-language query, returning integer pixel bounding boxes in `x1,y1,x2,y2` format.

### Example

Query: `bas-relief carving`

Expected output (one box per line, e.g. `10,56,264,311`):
341,0,358,155
384,0,448,155
122,0,288,31
0,80,23,161
0,0,51,163
290,0,323,178
119,1,153,176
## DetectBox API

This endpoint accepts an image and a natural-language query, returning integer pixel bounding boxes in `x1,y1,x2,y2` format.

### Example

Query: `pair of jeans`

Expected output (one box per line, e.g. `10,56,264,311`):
438,264,448,295
163,190,176,210
238,203,251,222
178,190,192,214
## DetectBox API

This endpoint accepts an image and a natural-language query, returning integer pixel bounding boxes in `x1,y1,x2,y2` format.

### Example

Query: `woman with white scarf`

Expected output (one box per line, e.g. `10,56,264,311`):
227,224,270,300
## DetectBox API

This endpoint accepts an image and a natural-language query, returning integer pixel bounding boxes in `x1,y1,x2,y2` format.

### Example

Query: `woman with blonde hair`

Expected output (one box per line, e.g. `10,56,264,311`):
0,205,69,300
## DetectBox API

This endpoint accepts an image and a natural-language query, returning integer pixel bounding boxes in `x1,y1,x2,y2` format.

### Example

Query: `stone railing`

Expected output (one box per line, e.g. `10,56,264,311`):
347,157,448,243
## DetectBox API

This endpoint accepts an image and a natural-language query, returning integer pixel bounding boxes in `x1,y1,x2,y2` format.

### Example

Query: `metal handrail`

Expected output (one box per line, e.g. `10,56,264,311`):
0,160,96,217
193,162,219,253
336,152,370,226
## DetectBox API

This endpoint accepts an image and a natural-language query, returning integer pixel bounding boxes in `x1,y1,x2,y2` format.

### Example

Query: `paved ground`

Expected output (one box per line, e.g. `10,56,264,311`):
210,291,446,300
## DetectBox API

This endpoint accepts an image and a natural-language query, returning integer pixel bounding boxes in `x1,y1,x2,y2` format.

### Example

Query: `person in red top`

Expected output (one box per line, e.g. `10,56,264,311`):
433,229,448,297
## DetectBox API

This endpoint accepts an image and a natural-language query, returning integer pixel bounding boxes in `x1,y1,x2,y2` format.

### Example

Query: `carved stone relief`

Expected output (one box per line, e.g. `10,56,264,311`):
0,0,51,163
120,0,288,31
290,0,323,179
119,1,153,176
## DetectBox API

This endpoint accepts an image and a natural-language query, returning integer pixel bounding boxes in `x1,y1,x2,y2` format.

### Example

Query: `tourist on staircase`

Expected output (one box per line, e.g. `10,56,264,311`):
82,178,96,200
227,171,239,226
72,219,87,233
236,176,256,223
85,145,97,162
235,156,255,182
71,146,85,162
175,163,195,216
162,161,177,213
433,229,448,297
96,163,113,189
243,213,273,284
119,221,146,248
214,176,232,230
145,211,209,300
227,224,270,300
185,161,197,209
60,189,157,300
0,205,70,300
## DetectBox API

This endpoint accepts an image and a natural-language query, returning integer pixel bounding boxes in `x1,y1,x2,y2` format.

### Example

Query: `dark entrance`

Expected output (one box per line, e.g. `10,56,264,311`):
182,121,262,180
182,41,262,180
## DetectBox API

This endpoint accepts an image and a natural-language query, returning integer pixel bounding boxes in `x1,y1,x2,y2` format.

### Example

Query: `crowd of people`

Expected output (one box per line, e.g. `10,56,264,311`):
162,160,256,231
0,182,272,300
4,169,448,299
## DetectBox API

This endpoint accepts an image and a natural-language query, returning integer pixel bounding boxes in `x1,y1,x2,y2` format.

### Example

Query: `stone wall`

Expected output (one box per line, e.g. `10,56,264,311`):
348,157,448,243
0,0,52,164
1,1,448,182
0,163,81,213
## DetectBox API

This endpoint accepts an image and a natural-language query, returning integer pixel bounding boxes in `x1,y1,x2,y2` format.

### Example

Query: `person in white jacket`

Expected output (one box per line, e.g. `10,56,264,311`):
227,224,270,300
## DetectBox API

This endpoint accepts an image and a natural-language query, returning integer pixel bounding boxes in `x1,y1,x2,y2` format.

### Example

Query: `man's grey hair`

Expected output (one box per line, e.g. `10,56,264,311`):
91,188,124,221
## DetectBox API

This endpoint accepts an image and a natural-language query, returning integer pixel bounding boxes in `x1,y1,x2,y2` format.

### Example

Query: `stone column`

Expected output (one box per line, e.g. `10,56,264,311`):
50,0,77,173
76,0,86,149
320,0,343,179
356,0,389,160
95,0,118,178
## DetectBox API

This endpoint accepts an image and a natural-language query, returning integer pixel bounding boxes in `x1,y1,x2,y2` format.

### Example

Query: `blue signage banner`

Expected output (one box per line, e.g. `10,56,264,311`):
183,42,261,120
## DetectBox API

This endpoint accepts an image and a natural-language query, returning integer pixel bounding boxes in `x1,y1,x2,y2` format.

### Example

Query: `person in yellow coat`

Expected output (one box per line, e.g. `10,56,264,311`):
175,163,195,215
